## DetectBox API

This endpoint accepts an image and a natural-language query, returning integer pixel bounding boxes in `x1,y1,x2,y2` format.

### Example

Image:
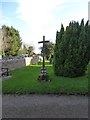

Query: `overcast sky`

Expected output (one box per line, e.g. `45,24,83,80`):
0,0,89,53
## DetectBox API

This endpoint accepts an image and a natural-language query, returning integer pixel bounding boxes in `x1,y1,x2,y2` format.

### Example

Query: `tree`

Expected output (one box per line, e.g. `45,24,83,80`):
18,44,28,55
85,20,90,61
88,25,90,61
54,24,64,75
27,46,34,56
18,44,34,56
1,25,10,56
1,25,22,56
40,42,55,60
54,19,89,77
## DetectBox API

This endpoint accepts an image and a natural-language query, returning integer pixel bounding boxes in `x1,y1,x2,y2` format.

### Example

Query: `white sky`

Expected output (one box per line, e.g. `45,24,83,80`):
0,0,90,53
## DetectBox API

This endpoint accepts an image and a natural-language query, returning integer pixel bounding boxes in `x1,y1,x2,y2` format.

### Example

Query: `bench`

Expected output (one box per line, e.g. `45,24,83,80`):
1,68,9,76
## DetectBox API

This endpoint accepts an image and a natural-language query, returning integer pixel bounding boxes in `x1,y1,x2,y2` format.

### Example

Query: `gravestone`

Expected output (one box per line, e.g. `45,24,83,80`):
50,54,53,64
38,36,50,81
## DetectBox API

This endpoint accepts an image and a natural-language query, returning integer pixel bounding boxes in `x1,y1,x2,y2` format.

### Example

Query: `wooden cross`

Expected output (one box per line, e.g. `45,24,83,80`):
38,36,49,71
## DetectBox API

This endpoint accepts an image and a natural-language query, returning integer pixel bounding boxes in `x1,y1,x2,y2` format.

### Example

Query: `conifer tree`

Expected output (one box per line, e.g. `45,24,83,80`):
54,19,89,77
54,24,64,75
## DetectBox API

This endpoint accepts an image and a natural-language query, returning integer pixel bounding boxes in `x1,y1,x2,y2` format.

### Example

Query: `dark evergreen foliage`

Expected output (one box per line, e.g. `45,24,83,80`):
54,19,89,77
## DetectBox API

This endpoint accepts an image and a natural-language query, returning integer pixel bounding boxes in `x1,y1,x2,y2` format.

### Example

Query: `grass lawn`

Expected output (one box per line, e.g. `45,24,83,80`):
2,61,89,94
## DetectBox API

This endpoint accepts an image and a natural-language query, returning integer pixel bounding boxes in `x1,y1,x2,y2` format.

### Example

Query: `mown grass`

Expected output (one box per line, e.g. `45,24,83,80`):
2,61,89,94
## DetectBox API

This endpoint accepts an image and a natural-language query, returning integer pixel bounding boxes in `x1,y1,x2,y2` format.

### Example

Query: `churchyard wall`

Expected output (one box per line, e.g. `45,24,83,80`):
0,56,40,71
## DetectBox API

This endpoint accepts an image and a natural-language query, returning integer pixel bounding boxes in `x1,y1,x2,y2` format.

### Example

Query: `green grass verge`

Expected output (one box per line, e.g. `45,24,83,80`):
2,61,88,94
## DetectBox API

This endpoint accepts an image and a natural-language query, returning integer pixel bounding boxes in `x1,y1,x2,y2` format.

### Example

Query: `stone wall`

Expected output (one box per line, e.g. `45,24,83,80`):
1,57,33,71
0,55,43,72
30,56,39,64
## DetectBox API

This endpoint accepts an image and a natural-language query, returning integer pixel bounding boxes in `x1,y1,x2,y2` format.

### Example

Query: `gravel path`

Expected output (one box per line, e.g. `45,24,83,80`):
2,94,88,118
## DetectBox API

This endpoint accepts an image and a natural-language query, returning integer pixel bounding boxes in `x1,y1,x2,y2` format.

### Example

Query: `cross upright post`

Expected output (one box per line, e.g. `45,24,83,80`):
38,35,50,81
42,36,45,70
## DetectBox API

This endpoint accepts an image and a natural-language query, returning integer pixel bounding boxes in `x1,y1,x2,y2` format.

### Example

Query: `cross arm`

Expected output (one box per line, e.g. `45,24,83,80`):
38,40,49,44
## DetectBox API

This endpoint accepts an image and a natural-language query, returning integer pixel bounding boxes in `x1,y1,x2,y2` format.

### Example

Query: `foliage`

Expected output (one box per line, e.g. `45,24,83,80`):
40,42,55,60
18,45,34,56
1,25,22,56
54,19,89,77
85,21,90,61
18,45,28,55
27,46,34,56
54,24,64,75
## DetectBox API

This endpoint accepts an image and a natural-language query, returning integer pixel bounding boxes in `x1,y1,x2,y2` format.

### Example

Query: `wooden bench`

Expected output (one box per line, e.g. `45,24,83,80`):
1,68,9,76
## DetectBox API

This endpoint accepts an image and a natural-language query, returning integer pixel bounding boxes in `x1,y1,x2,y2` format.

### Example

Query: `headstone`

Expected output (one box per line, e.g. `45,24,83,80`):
50,54,53,64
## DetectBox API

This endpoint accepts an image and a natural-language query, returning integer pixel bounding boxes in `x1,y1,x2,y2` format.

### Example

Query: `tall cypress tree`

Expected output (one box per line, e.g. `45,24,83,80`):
85,20,90,61
54,19,89,77
88,25,90,61
54,24,64,75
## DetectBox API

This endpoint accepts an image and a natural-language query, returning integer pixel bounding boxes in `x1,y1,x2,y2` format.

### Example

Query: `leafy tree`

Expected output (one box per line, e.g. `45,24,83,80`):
27,46,34,56
40,42,55,60
18,44,34,56
18,45,28,55
1,25,22,56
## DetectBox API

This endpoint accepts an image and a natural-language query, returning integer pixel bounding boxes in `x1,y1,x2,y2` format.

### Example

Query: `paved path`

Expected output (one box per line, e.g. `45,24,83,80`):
2,94,88,118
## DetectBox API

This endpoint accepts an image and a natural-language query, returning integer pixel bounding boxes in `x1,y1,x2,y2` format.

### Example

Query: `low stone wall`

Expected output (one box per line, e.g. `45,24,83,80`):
30,56,39,64
1,57,33,71
0,55,43,72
